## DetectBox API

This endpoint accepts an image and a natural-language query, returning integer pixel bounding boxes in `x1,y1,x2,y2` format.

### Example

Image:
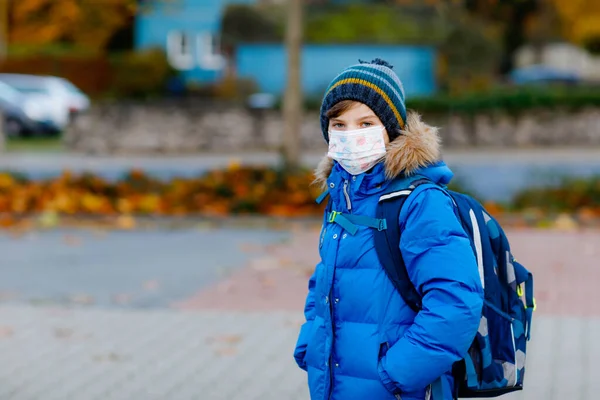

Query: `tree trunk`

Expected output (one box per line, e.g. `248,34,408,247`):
499,14,526,75
499,1,539,75
282,0,303,171
0,0,8,61
530,0,554,65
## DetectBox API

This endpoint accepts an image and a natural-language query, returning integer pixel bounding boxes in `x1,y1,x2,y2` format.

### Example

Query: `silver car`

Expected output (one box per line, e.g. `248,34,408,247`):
0,74,90,132
0,80,59,137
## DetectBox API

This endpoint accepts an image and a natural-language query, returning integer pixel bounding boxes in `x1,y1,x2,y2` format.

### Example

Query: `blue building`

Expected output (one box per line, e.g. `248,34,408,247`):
134,0,254,83
236,44,437,98
135,0,438,97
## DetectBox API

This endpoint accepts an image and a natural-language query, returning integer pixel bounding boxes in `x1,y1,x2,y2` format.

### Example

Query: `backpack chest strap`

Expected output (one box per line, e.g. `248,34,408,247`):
327,211,387,235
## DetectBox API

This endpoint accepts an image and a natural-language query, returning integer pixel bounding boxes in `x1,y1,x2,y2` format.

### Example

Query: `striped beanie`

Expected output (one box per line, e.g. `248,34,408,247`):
320,58,407,143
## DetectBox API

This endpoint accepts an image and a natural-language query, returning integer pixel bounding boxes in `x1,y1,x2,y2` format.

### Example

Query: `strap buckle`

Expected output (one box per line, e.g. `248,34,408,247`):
518,283,536,311
525,297,537,311
328,211,340,223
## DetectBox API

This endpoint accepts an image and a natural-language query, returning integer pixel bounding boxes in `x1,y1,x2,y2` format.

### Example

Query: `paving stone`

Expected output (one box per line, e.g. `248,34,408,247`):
0,305,597,400
0,227,597,399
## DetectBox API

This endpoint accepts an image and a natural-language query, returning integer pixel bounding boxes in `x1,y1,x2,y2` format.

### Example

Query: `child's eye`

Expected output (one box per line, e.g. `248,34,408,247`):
361,122,373,127
333,123,344,128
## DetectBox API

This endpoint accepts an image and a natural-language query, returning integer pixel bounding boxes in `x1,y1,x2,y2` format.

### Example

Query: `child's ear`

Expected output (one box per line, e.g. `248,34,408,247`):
383,129,390,145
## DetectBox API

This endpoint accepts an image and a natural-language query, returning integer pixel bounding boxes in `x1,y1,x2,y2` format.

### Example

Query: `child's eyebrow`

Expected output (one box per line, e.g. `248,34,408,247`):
357,115,377,121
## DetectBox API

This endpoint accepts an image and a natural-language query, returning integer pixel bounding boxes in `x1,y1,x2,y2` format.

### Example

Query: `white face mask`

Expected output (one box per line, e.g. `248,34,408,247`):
327,125,387,176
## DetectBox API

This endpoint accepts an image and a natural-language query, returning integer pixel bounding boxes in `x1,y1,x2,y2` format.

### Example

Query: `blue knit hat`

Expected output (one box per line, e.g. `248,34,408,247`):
320,58,407,143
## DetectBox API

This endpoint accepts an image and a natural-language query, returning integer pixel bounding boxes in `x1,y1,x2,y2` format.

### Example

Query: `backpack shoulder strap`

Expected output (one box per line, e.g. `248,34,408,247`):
316,188,330,205
373,175,434,313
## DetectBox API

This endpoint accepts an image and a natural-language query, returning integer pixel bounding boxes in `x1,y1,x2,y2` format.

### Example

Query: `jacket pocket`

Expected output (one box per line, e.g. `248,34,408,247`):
294,321,315,370
304,319,326,369
377,342,402,398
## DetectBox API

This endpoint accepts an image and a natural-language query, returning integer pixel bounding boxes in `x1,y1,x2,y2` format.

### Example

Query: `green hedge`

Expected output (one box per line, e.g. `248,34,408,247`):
512,176,600,213
295,87,600,115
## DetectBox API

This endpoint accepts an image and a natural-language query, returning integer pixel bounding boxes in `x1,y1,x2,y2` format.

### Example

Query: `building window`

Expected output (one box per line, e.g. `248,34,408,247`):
197,33,226,71
167,31,194,70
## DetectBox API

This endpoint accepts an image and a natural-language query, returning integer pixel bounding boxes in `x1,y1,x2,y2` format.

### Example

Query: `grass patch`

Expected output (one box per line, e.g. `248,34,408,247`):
5,137,64,152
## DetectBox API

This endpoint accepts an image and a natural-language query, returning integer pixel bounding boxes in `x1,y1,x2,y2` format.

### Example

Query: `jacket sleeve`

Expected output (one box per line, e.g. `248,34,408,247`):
378,186,484,392
294,262,319,371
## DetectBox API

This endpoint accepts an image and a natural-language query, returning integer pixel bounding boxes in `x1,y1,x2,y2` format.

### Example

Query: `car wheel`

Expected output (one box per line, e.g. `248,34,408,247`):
4,118,25,138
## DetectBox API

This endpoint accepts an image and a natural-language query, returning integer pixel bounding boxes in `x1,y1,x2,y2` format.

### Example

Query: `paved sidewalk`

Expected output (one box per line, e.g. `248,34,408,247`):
0,307,597,400
0,227,597,399
0,306,309,400
0,228,290,309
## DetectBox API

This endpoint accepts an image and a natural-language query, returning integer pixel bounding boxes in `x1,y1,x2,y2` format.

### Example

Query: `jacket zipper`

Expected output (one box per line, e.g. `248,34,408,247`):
328,179,349,399
342,180,352,211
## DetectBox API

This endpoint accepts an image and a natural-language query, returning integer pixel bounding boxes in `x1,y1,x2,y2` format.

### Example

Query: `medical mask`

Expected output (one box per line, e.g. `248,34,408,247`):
327,125,387,176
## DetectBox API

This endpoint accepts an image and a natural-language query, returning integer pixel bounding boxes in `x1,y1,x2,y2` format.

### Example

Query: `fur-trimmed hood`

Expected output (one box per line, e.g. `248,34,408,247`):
314,111,441,189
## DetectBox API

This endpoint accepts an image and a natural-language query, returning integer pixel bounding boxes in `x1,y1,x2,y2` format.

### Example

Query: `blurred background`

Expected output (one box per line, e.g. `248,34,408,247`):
0,0,598,399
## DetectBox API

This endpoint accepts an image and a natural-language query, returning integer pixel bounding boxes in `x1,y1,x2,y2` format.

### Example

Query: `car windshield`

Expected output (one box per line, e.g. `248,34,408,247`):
0,77,50,94
10,85,49,94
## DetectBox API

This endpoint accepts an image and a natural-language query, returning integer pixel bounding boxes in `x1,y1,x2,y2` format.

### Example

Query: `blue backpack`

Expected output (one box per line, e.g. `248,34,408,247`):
318,175,535,399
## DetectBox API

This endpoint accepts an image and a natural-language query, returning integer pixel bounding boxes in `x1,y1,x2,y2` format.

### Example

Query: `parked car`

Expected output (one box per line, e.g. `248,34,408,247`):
509,65,581,86
0,80,60,137
0,74,90,131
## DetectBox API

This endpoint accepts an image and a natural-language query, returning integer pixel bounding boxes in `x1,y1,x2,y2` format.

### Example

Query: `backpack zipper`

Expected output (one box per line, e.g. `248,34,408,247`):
343,180,352,211
510,323,518,384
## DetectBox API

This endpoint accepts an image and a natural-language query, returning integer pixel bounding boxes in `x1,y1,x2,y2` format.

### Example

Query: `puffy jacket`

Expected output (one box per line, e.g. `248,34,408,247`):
293,112,484,400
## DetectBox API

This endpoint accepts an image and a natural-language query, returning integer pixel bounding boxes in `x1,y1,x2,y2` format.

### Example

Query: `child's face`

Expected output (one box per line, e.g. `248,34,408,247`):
328,102,390,144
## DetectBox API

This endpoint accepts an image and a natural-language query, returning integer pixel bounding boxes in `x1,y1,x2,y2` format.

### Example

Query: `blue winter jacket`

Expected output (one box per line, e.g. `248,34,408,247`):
294,113,484,400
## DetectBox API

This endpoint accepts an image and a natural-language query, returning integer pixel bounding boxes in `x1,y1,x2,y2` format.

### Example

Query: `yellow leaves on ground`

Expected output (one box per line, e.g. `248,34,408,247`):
0,168,325,218
0,174,14,190
116,214,136,230
0,169,597,229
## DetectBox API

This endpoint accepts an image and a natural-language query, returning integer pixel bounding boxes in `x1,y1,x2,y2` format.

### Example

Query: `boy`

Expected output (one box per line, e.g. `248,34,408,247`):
293,58,484,400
